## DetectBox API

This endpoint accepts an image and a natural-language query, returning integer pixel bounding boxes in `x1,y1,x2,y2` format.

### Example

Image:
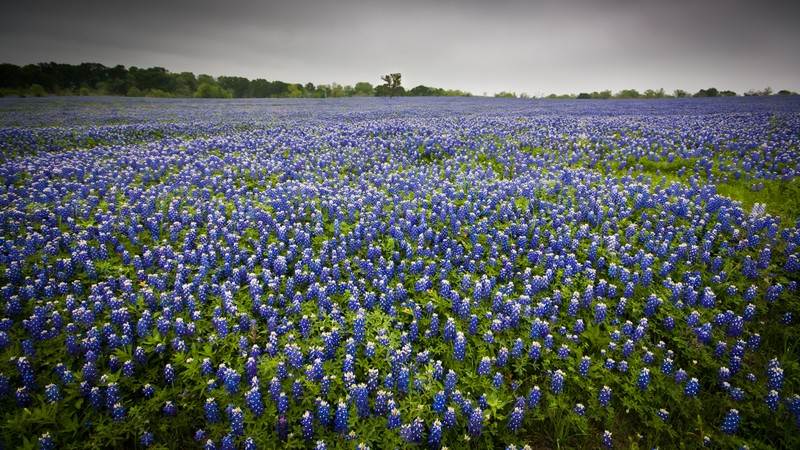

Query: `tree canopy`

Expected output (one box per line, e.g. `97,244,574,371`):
0,62,794,99
0,63,470,98
380,73,402,99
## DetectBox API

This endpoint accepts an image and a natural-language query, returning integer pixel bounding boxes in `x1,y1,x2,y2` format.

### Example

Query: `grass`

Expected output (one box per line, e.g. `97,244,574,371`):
602,155,800,224
715,178,800,224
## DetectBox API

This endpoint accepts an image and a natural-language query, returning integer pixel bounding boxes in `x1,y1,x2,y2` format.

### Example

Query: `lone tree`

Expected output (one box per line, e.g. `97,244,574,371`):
381,73,402,99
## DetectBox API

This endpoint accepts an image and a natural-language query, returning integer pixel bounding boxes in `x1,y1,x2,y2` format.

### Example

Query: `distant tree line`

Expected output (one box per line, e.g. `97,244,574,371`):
0,62,471,98
1,62,793,100
493,87,796,99
547,87,795,99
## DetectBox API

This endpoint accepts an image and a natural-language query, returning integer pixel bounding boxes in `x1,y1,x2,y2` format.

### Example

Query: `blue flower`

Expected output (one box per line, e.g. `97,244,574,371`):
335,400,350,434
399,417,424,443
111,402,125,421
598,385,612,408
721,409,740,435
468,407,484,437
229,406,244,436
39,432,54,450
429,419,443,446
301,410,315,441
685,378,700,398
453,332,466,361
550,370,565,394
205,398,221,424
638,368,651,390
528,385,542,409
508,406,524,433
601,430,613,448
578,356,591,377
140,430,154,447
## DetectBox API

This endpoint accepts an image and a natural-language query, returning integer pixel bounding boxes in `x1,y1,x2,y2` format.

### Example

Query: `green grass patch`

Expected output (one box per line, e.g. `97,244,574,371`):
716,178,800,224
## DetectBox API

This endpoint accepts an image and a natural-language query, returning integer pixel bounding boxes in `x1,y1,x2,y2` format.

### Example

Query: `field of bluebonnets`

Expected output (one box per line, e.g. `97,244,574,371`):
0,95,799,450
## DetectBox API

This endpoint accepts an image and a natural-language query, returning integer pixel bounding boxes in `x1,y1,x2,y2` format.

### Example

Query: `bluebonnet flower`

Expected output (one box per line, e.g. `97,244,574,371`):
766,365,784,391
143,383,155,398
721,409,740,435
44,383,61,403
205,398,221,424
453,332,466,361
335,400,350,434
443,406,457,429
444,369,458,392
39,432,55,450
140,430,154,447
478,356,492,376
229,406,244,435
399,417,424,443
599,385,612,407
675,369,688,385
637,368,651,390
529,341,542,361
271,414,287,441
578,356,591,377
685,378,700,398
353,383,370,419
508,406,524,433
276,392,289,415
387,407,402,430
595,302,607,324
492,372,504,388
316,399,331,428
551,370,565,394
496,347,509,367
432,390,447,414
468,407,484,436
429,419,443,446
301,410,315,441
163,401,177,417
245,387,264,416
765,390,780,410
164,363,175,385
478,393,489,410
601,430,613,448
16,356,36,389
111,402,125,421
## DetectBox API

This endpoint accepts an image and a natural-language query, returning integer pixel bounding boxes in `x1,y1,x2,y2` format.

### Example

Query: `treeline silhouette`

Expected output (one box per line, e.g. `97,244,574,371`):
1,62,793,99
0,62,470,98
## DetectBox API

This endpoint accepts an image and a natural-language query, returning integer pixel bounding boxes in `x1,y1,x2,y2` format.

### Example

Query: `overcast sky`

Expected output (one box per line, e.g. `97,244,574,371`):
1,0,797,96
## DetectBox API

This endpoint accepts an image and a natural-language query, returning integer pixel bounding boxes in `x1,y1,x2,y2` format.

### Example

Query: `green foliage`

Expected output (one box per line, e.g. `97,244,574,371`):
615,89,641,99
745,87,774,96
126,86,143,97
494,91,517,98
694,87,719,97
353,82,374,96
194,82,231,99
28,83,46,97
380,73,402,99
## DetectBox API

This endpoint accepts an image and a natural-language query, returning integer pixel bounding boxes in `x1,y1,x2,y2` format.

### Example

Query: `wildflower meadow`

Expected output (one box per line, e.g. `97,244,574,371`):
0,96,798,449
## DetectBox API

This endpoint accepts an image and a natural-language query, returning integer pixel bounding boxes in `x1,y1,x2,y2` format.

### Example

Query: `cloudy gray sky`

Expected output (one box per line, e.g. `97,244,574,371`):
1,0,797,96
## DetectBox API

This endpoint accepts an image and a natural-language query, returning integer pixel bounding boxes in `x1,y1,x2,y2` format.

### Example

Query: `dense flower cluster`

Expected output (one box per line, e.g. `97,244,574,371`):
0,96,798,449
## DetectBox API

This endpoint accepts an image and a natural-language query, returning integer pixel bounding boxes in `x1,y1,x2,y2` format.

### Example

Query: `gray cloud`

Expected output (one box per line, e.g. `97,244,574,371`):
1,0,797,95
